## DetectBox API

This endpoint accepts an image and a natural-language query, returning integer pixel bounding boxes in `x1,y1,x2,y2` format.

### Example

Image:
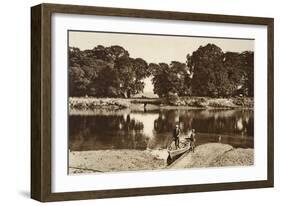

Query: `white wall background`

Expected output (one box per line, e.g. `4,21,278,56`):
0,0,279,205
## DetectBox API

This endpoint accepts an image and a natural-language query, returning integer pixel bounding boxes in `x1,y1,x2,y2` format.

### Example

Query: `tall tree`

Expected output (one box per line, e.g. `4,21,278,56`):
151,63,170,98
189,44,225,97
69,66,90,96
151,62,190,97
169,61,191,96
240,51,254,97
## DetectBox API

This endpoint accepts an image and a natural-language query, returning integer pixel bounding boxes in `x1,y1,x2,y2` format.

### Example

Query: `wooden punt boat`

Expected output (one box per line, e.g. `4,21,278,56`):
167,140,191,165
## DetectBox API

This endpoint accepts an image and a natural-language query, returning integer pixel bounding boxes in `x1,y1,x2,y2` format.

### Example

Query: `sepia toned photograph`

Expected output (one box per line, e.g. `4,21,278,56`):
68,30,254,175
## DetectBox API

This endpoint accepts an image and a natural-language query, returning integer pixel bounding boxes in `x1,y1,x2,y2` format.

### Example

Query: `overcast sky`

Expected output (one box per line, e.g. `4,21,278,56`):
69,30,254,64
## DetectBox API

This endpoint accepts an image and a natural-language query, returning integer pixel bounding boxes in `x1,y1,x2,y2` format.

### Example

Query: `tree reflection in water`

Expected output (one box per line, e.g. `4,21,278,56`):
69,109,253,151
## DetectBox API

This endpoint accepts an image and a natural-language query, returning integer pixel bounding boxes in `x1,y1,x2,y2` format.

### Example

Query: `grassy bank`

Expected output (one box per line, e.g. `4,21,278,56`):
170,96,253,108
69,96,253,112
69,97,131,110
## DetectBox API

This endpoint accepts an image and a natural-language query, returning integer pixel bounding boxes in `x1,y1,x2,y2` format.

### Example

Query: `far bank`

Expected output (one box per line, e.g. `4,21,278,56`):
69,96,254,113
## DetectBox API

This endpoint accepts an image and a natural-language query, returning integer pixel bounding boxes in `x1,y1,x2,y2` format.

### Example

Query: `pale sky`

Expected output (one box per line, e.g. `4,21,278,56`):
69,31,254,94
69,30,254,64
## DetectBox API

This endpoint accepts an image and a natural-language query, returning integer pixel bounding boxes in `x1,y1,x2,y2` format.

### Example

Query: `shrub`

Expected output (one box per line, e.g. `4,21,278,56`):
185,97,208,107
208,98,236,108
232,97,254,108
69,97,131,110
165,92,182,106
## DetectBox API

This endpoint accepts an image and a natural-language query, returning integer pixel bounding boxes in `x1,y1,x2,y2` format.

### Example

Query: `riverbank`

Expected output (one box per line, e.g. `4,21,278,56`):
168,143,254,169
69,149,166,174
69,96,254,112
69,143,253,174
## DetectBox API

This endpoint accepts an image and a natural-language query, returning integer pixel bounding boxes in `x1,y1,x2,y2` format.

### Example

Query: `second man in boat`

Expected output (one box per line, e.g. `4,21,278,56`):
173,124,181,149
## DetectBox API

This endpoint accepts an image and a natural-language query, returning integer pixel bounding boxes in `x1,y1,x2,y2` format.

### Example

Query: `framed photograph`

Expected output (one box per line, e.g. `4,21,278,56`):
31,3,274,202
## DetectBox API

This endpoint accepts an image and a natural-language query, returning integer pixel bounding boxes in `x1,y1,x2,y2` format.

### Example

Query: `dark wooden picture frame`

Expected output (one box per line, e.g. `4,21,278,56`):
31,3,274,202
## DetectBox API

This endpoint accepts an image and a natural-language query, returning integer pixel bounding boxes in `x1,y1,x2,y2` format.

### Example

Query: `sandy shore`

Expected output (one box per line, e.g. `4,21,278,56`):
69,143,253,174
69,149,166,174
168,143,254,169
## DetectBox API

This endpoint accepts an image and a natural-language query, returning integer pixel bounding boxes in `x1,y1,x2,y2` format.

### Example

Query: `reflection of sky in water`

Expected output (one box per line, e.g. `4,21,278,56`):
237,118,243,130
130,113,159,138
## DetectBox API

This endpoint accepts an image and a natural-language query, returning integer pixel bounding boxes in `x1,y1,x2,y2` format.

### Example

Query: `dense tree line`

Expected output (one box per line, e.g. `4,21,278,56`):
69,43,254,98
69,45,150,98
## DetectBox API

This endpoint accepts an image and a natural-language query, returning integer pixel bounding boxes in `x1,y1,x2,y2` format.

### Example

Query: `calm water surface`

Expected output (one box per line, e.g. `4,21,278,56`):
69,108,253,151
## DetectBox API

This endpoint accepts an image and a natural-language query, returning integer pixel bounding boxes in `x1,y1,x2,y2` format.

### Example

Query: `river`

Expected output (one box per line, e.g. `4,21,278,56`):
69,108,253,151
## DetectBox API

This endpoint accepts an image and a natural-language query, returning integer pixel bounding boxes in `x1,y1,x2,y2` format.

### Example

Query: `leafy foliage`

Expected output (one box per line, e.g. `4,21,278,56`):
69,46,149,97
151,61,191,98
69,43,254,98
189,44,254,97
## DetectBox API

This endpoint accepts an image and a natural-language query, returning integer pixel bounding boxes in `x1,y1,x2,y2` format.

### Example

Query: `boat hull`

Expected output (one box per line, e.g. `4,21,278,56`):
167,141,191,165
168,147,190,159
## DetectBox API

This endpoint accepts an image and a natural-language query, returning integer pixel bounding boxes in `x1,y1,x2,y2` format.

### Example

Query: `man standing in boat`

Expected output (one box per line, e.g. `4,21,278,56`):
173,124,181,149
